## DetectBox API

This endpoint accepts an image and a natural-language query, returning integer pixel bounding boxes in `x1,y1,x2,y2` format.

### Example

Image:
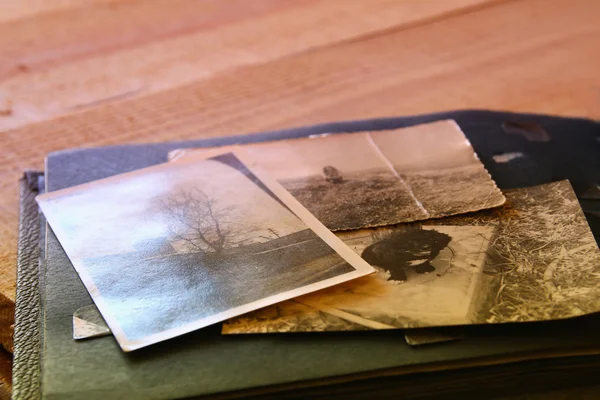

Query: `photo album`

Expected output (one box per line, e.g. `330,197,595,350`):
15,112,600,399
35,119,599,351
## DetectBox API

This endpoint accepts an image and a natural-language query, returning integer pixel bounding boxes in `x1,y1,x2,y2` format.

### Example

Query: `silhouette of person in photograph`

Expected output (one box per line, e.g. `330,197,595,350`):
361,229,451,283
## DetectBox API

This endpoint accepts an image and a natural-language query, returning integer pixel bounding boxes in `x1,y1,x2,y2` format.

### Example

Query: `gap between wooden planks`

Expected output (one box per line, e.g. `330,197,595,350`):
1,0,599,348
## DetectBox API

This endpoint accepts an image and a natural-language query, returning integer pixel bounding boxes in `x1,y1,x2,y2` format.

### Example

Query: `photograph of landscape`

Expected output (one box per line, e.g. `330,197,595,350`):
248,132,428,230
168,120,505,231
37,151,372,351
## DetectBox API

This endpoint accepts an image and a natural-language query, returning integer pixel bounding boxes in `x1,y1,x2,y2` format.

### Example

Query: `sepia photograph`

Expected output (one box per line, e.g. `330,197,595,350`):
428,180,600,324
241,133,428,229
36,150,373,351
168,120,505,231
222,180,600,334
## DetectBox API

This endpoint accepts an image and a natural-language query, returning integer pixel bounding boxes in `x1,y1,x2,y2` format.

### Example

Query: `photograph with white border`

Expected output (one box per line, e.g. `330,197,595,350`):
37,149,373,351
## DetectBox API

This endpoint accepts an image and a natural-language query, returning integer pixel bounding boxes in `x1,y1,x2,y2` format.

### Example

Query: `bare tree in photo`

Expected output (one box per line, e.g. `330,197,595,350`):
159,187,248,256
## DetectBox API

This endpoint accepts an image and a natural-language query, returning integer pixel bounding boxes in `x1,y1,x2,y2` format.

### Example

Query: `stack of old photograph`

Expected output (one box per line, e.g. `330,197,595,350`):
36,120,600,352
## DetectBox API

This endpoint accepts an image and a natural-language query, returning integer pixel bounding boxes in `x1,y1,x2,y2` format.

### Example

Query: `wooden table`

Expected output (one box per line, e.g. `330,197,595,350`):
0,0,599,396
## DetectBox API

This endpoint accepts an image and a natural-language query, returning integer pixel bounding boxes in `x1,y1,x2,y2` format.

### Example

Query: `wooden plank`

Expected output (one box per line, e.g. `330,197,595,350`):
2,0,599,304
0,0,124,24
0,0,492,130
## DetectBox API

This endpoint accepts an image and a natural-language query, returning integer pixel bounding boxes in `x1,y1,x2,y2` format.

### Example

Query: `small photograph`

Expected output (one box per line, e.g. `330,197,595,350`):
168,120,505,231
36,150,373,351
222,180,600,333
242,132,428,230
171,133,427,230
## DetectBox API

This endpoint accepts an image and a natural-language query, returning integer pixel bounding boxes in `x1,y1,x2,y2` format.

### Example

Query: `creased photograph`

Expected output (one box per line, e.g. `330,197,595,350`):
223,180,600,334
368,120,505,218
36,150,373,351
168,120,505,230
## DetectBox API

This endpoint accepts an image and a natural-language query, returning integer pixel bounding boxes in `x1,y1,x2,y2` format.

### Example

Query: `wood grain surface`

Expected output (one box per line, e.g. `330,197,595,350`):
0,0,599,390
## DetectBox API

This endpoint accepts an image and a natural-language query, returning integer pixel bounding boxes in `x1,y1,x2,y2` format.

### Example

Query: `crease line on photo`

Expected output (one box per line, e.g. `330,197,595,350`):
365,132,430,219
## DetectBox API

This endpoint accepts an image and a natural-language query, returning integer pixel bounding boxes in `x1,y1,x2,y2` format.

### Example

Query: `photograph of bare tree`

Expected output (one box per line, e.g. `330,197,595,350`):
222,181,600,334
168,120,505,230
36,150,372,351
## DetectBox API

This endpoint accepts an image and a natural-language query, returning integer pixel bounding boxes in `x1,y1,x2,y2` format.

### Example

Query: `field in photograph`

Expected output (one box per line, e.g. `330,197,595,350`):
282,168,427,231
403,164,505,217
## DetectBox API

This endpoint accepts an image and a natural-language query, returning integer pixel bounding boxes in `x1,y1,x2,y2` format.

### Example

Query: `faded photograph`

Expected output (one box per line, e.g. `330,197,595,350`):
37,151,372,351
168,120,505,230
223,181,600,333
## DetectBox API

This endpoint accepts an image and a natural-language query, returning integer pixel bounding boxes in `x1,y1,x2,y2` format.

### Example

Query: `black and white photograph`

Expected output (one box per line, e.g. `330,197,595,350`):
222,180,600,334
36,150,373,351
222,224,494,333
241,132,428,229
168,120,505,231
